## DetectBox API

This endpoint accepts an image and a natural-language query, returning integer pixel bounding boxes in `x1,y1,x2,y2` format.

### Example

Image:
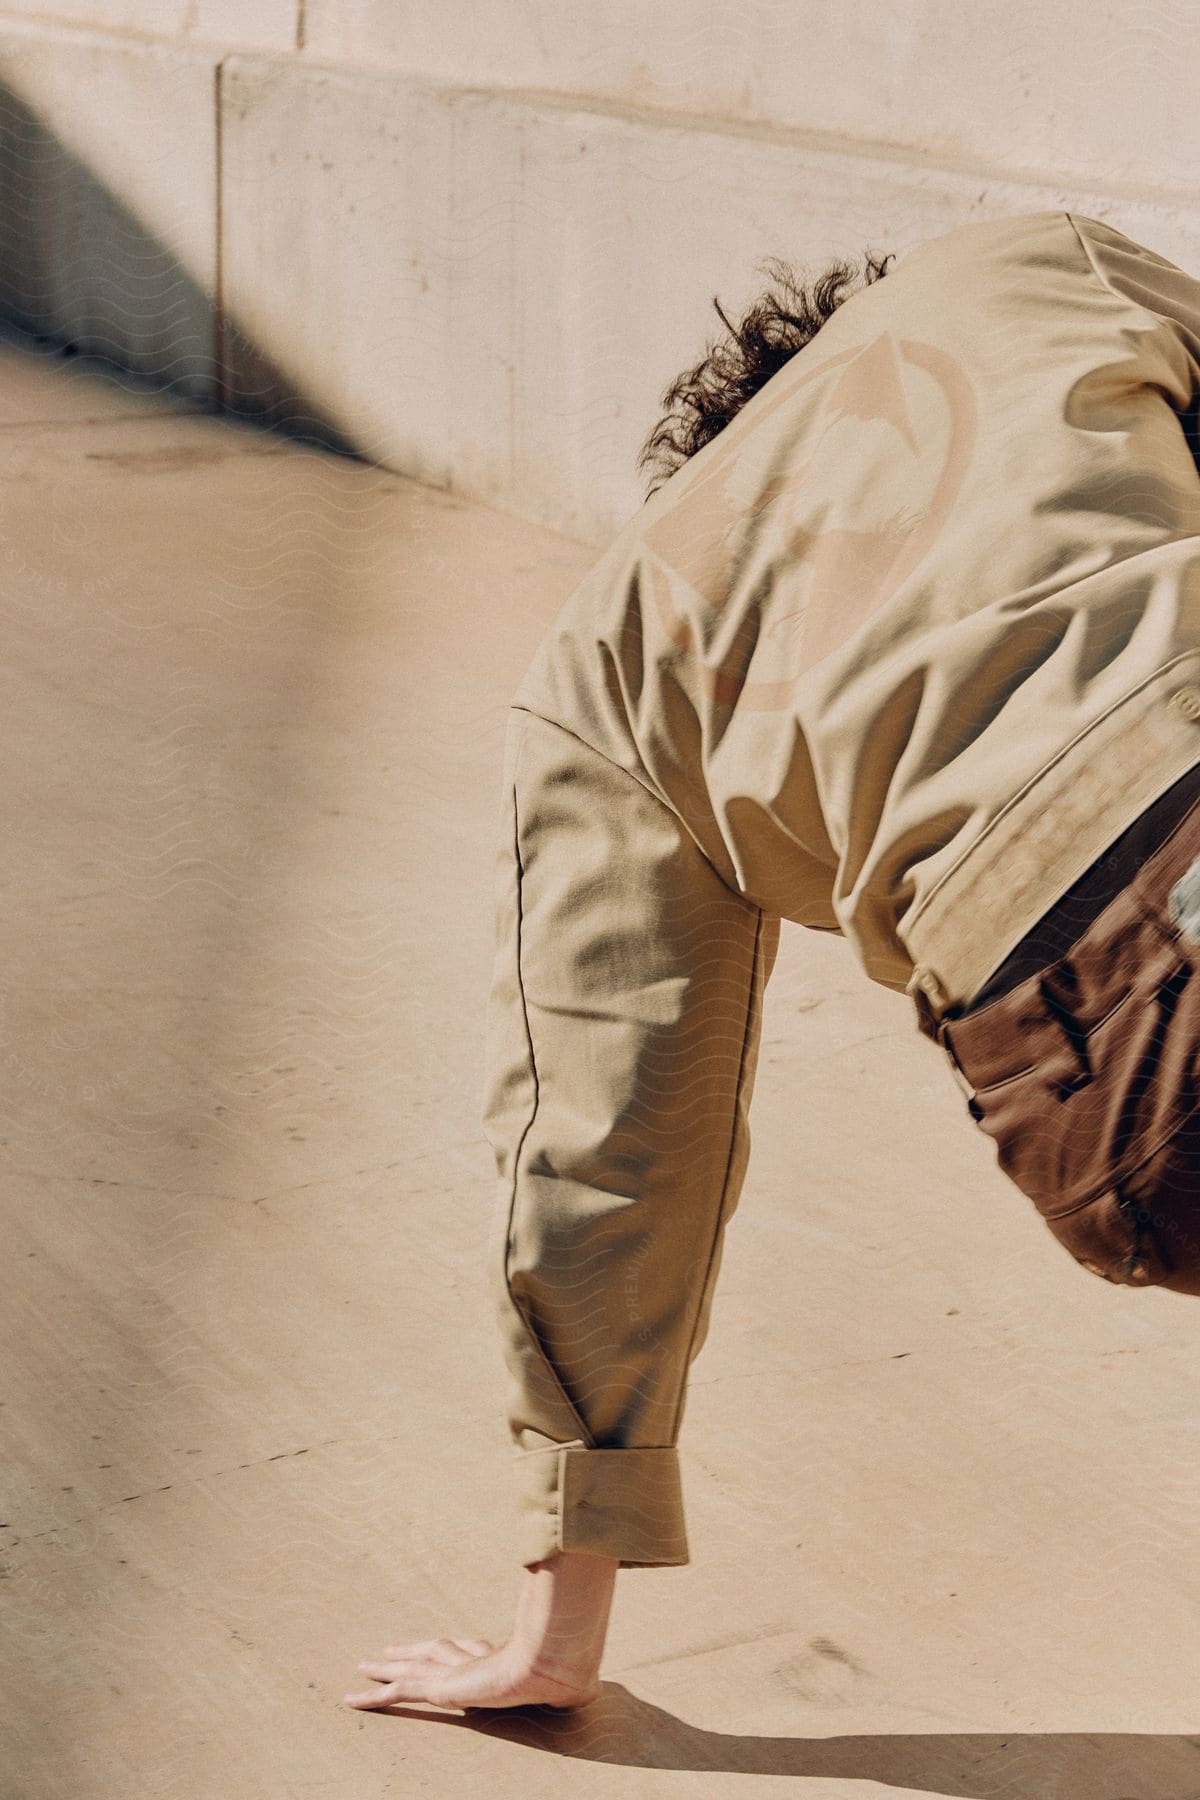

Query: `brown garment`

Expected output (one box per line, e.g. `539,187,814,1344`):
925,762,1200,1292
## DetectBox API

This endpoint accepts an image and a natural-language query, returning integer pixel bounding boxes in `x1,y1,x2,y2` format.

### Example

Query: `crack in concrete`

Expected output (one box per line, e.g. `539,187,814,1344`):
14,1436,344,1545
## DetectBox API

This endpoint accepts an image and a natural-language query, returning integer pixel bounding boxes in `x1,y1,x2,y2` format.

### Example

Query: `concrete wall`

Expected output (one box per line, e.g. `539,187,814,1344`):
1,4,1200,540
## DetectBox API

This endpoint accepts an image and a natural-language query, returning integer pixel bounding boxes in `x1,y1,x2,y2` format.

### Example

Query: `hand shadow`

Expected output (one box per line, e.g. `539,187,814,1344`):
369,1683,1200,1798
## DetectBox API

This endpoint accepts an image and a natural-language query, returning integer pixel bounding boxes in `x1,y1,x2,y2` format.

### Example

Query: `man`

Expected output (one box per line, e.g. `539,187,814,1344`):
344,209,1200,1713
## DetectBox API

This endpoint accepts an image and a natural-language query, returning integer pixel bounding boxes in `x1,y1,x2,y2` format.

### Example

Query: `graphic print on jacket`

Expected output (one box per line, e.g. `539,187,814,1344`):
640,326,978,709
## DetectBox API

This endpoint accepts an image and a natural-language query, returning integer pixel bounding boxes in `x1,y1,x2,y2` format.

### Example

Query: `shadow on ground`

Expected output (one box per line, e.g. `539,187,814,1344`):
375,1686,1200,1797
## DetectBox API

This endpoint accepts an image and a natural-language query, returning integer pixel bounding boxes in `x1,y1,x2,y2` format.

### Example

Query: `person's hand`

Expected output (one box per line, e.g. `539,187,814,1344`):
342,1634,601,1712
343,1548,619,1714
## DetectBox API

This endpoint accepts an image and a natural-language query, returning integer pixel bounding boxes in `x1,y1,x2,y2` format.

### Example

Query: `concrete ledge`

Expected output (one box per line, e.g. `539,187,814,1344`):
0,0,295,50
219,56,1200,539
301,0,1200,202
5,17,1200,535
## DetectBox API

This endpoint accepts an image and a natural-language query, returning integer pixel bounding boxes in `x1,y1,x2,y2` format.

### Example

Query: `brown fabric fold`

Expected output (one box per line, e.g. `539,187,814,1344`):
927,761,1200,1291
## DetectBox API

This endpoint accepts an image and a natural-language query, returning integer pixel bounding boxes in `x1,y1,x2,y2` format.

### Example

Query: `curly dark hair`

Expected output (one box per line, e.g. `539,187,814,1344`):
637,247,895,497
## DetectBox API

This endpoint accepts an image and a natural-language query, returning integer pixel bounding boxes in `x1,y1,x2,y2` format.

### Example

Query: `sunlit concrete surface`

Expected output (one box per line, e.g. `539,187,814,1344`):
4,328,1200,1800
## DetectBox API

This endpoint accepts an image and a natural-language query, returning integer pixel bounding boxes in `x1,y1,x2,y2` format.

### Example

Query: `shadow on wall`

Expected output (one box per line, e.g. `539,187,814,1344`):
0,72,360,458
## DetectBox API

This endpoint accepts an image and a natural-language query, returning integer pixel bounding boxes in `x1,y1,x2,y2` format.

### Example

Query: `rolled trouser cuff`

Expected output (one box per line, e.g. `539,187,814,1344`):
512,1440,689,1568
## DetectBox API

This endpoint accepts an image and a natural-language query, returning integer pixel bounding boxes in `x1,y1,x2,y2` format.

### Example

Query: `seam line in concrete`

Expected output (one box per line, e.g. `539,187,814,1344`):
215,54,227,412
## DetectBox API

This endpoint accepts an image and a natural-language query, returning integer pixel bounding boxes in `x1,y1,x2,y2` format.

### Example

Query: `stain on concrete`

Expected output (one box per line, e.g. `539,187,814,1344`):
84,441,294,473
809,1636,867,1672
774,1635,870,1700
85,445,231,473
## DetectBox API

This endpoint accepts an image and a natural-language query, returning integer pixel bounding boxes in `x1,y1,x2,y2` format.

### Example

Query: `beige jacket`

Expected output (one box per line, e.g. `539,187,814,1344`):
481,209,1200,1567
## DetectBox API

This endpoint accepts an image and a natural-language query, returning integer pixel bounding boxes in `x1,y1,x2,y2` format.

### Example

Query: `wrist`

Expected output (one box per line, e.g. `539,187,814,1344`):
512,1550,618,1673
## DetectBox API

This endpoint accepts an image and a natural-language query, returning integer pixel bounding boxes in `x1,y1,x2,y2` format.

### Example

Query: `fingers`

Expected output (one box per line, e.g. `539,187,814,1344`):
344,1655,445,1708
343,1679,410,1709
342,1636,498,1709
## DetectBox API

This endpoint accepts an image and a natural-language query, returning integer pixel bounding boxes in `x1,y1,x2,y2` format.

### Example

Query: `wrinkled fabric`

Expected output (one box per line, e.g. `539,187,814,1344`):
482,709,778,1565
935,762,1200,1292
481,209,1200,1566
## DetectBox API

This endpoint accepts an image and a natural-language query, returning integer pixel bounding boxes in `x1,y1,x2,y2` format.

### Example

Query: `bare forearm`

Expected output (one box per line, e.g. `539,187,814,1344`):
513,1550,620,1682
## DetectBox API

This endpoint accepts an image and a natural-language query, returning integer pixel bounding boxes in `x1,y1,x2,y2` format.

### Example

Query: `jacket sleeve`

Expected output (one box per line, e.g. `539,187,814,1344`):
480,704,781,1567
1066,211,1200,394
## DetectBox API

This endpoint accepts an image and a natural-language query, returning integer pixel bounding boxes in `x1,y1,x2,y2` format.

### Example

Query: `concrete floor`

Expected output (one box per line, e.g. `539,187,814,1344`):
4,327,1200,1800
